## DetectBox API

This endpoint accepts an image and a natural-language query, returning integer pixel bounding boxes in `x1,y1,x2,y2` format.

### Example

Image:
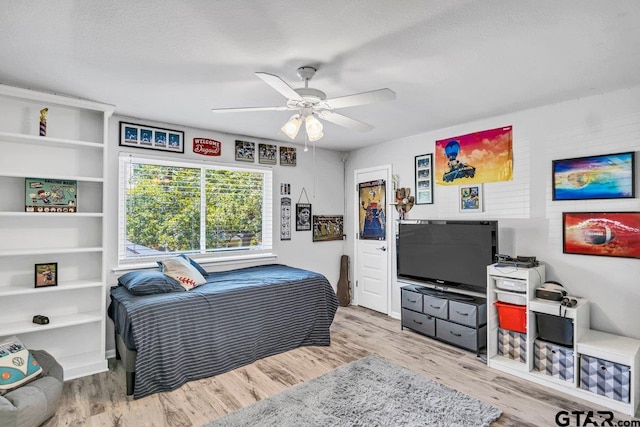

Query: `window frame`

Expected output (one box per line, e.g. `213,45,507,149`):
118,153,273,267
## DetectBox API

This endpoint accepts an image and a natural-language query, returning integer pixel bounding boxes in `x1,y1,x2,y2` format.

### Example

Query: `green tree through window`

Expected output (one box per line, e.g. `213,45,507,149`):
120,157,272,261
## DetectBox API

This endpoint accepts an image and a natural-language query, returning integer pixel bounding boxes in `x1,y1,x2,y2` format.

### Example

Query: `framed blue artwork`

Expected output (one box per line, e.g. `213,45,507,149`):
552,152,635,200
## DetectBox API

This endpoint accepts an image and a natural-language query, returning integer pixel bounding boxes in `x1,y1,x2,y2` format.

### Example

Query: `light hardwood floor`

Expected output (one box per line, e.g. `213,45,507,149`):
43,306,637,426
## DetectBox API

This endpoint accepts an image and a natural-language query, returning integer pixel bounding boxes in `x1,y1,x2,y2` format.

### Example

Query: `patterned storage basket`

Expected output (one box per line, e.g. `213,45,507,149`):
497,328,526,363
534,339,574,382
580,354,630,403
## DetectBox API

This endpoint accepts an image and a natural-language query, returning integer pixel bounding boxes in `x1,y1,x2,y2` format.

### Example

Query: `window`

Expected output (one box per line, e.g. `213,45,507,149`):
119,155,272,263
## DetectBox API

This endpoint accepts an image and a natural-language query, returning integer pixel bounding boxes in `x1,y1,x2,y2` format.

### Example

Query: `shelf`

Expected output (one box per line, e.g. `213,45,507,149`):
0,212,103,217
0,131,104,149
0,279,103,296
1,311,103,336
488,354,529,372
0,247,103,257
58,351,109,381
577,330,640,366
528,368,577,388
0,83,115,114
0,171,103,183
0,84,110,384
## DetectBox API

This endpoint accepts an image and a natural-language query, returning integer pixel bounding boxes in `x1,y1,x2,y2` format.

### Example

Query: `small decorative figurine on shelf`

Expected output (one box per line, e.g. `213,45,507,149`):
39,108,48,136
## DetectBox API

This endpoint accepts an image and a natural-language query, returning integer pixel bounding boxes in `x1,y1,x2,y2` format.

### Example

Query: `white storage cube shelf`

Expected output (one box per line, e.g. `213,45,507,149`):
0,84,114,380
487,264,640,417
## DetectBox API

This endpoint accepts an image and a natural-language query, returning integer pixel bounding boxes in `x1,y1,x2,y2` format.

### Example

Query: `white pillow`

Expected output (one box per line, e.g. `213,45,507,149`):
158,256,207,290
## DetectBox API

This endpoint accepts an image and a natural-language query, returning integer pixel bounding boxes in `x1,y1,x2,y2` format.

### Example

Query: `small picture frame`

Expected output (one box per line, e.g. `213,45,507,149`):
35,263,58,288
280,147,297,166
259,143,278,165
415,153,433,204
296,203,312,231
235,140,256,162
119,122,184,153
459,184,483,212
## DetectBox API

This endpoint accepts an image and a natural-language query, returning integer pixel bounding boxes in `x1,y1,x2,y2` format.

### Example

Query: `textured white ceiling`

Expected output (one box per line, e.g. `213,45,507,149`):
2,1,640,151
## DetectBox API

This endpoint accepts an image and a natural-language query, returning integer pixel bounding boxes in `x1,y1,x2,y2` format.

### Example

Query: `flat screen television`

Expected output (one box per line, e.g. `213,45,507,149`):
397,219,498,295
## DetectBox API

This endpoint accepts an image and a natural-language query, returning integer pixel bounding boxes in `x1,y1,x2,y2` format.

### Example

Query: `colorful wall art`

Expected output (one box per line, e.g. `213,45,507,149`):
563,212,640,258
552,152,635,200
435,126,513,186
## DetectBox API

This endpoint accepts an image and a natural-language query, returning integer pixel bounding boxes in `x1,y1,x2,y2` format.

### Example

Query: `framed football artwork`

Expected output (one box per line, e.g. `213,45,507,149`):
563,212,640,258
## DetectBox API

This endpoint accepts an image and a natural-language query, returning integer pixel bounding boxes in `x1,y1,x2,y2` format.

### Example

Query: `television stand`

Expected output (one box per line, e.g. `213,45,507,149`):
400,282,487,356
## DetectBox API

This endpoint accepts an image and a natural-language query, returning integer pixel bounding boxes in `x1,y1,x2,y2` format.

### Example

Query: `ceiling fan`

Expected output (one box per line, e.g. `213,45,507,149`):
210,66,396,142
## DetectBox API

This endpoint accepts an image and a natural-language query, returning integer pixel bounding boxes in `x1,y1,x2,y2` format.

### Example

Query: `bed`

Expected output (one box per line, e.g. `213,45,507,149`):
108,263,339,399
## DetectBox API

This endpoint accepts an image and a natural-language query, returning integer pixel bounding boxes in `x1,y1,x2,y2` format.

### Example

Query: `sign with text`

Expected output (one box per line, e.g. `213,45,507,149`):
193,138,221,156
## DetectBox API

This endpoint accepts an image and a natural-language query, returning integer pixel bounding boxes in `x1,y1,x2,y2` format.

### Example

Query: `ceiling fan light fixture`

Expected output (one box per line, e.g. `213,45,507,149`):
281,114,302,139
305,114,324,141
308,131,324,142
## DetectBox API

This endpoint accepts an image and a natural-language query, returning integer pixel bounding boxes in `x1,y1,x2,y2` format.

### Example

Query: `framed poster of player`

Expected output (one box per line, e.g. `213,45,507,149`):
313,215,344,242
358,179,386,240
296,203,312,231
35,263,57,288
235,140,256,162
563,212,640,258
259,143,277,165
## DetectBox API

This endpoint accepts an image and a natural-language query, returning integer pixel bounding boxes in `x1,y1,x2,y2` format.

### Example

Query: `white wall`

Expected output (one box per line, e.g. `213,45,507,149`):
104,117,346,354
345,85,640,339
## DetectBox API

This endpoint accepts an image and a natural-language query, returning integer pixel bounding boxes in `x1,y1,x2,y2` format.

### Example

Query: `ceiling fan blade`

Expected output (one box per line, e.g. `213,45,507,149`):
255,72,303,101
318,111,374,132
211,106,289,113
324,88,396,109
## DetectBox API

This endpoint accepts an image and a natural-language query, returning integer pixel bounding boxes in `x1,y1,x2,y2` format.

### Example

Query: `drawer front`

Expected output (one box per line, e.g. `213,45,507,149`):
498,328,527,363
435,319,486,351
580,355,630,403
534,339,574,382
401,289,423,312
423,295,448,318
495,278,527,292
402,308,435,336
449,300,486,327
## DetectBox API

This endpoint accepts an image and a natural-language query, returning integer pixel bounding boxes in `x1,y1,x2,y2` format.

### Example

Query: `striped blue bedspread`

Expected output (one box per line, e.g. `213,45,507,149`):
109,264,339,399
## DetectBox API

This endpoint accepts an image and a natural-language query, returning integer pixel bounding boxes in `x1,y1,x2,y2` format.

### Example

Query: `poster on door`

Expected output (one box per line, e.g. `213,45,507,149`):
359,179,386,240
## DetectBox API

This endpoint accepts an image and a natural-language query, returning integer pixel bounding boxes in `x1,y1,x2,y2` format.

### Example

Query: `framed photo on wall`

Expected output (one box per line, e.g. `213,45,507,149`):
415,154,433,204
563,212,640,258
235,140,256,162
295,203,312,231
459,184,483,212
313,215,344,242
258,143,277,165
35,263,57,288
552,152,635,200
119,122,184,153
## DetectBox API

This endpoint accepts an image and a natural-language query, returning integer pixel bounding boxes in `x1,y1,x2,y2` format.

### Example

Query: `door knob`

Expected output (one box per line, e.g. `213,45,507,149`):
377,246,387,251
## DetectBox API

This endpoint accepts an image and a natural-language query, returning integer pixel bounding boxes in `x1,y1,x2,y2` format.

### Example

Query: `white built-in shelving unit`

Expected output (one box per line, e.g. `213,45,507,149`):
0,84,114,380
